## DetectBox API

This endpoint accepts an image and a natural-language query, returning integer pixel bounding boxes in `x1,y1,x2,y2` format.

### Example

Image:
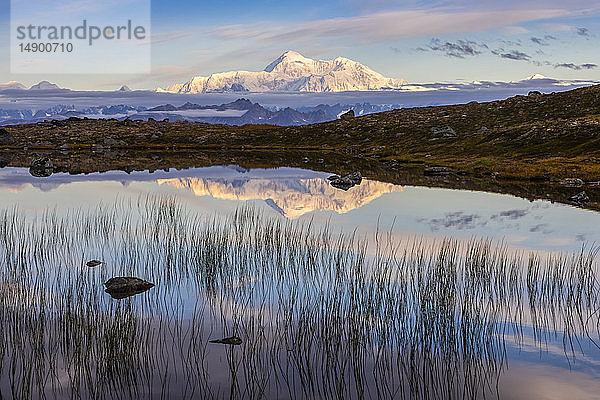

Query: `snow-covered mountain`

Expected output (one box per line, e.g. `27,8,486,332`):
0,81,27,90
29,81,61,90
158,51,407,93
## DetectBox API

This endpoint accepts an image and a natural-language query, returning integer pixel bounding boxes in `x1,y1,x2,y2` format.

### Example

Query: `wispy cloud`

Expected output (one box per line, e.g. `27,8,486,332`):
151,30,196,45
554,62,597,70
212,8,572,45
426,38,488,58
493,49,532,61
530,35,556,46
576,27,592,38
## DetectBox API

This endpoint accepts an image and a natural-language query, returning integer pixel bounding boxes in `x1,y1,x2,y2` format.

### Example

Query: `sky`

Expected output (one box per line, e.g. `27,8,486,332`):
0,0,599,90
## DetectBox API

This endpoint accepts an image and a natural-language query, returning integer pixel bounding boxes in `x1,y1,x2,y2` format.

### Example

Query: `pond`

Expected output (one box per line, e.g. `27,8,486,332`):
0,165,598,399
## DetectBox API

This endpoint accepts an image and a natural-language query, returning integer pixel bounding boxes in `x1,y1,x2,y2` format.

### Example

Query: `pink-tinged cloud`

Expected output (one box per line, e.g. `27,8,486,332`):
213,8,575,44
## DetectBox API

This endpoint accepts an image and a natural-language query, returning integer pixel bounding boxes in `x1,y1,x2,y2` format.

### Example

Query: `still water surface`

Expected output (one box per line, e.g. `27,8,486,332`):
0,166,598,399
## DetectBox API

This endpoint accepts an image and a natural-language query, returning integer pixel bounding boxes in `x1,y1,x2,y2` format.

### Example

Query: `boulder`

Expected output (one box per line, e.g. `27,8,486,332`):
569,191,590,206
51,120,68,127
528,91,542,97
121,118,136,127
0,153,14,168
559,178,584,188
0,128,15,145
339,110,355,120
104,277,155,299
29,157,54,177
424,166,450,176
328,172,362,190
103,138,128,147
380,160,403,171
431,126,457,139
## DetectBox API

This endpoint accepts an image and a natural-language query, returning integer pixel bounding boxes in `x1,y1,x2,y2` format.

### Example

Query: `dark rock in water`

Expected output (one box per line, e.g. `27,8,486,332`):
86,260,103,268
339,110,355,120
569,191,590,206
29,157,54,177
0,128,15,145
329,172,362,190
210,336,242,346
424,166,450,176
104,277,155,299
559,178,584,188
431,126,457,138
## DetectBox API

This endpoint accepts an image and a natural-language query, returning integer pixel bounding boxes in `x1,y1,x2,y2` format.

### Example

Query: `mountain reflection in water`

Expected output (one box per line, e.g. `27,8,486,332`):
157,176,403,219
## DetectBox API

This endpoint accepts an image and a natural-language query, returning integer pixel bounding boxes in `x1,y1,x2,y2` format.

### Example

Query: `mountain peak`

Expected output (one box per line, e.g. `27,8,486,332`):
525,74,550,80
264,50,311,73
0,81,26,90
29,81,60,90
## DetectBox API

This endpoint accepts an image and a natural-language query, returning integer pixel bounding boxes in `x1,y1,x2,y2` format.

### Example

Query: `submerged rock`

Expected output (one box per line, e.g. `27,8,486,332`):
104,277,155,299
328,172,362,191
29,157,54,177
86,260,103,268
424,166,450,176
210,336,242,346
569,191,590,206
0,128,15,145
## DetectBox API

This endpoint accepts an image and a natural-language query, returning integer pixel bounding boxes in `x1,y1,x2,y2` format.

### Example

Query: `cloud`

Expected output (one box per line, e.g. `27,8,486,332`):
493,49,531,61
554,63,598,70
576,27,591,37
503,26,530,35
530,37,547,45
427,212,485,231
212,8,572,45
426,38,488,58
539,23,575,32
151,30,195,45
530,35,556,46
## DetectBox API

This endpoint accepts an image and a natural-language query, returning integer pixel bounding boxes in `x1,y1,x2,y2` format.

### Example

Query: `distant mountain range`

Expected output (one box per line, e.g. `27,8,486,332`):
0,99,400,126
0,81,131,92
158,51,407,94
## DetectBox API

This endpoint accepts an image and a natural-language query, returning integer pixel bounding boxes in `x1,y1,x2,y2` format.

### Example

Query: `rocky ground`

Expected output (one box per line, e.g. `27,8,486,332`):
0,84,599,210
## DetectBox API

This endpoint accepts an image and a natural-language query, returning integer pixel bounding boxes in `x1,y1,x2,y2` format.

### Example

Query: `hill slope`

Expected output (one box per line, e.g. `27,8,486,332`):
3,84,600,182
